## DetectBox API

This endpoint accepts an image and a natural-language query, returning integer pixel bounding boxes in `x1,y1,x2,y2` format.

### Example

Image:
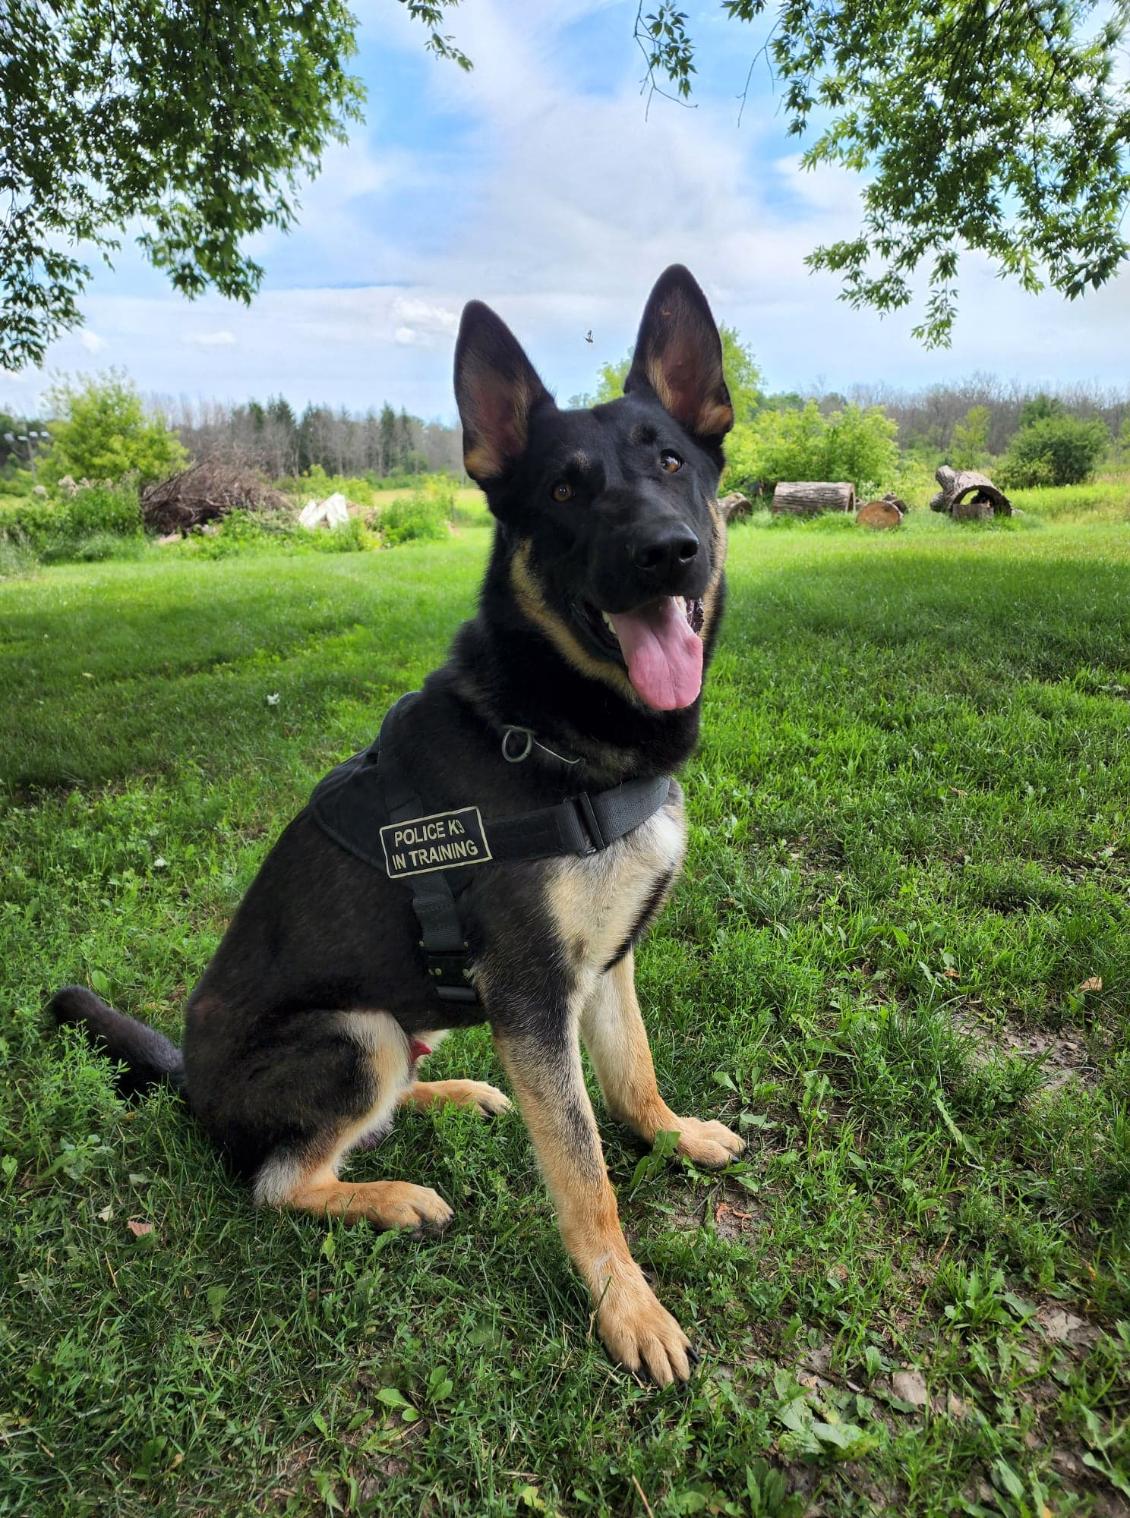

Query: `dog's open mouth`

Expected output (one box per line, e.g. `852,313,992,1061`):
582,595,705,711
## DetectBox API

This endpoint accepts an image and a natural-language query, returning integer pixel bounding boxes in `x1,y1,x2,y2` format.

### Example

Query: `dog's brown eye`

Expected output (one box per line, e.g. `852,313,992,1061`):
660,451,682,474
551,481,574,502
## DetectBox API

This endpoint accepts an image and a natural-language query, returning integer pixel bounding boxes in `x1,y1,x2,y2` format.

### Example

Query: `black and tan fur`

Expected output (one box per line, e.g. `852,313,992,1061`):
50,265,744,1385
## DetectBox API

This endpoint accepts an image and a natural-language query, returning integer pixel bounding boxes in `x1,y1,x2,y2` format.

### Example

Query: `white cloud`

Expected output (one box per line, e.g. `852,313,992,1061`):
391,296,458,334
185,330,237,348
78,330,107,354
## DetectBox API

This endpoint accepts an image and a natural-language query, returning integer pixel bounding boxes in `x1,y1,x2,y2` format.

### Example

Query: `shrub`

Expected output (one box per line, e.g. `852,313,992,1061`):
998,415,1109,488
41,371,187,486
725,402,898,497
184,509,277,558
1018,393,1065,429
379,485,451,546
0,482,141,563
65,482,142,539
303,517,370,553
0,468,38,501
0,499,61,553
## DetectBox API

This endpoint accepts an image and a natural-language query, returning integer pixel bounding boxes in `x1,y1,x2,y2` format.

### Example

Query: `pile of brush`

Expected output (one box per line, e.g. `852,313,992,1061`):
141,461,290,535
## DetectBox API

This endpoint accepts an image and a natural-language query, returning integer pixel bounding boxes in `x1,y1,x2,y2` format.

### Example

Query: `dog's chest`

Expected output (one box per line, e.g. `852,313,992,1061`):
548,798,685,976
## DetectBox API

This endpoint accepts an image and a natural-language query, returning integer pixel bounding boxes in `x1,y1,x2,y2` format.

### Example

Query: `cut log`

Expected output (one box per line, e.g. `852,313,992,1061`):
857,498,903,529
771,481,856,517
929,465,1011,519
718,491,754,522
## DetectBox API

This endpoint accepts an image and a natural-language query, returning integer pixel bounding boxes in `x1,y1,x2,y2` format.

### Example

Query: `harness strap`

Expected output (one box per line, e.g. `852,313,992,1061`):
483,774,672,860
379,696,479,1005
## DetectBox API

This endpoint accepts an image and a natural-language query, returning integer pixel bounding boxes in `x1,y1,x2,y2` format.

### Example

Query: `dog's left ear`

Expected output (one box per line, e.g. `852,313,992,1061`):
625,266,733,443
455,301,554,483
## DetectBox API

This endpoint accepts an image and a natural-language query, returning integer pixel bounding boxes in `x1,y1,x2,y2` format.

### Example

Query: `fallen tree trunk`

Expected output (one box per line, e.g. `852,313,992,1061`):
718,491,754,522
857,498,904,529
929,465,1011,519
772,481,855,517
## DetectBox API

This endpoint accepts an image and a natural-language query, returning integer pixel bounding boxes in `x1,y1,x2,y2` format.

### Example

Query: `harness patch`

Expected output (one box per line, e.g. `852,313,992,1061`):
380,806,492,879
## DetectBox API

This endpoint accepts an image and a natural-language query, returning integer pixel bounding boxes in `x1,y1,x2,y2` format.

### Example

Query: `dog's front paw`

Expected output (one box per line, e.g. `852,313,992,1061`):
370,1182,454,1234
596,1273,694,1386
670,1116,745,1169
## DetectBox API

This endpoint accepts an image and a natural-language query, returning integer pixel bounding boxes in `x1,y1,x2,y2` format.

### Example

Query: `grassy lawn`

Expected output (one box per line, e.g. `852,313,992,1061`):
1,508,1127,1516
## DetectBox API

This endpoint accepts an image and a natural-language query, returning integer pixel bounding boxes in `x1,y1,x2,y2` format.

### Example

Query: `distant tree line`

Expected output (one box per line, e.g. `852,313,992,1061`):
839,376,1130,459
164,395,464,479
5,370,1128,492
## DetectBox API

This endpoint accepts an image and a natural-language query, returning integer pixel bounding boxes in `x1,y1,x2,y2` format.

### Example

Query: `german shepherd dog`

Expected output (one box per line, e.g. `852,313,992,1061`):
50,265,744,1385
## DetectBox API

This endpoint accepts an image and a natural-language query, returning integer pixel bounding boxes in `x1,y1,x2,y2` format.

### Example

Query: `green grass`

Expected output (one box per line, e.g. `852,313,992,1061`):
1,509,1127,1516
1008,474,1130,523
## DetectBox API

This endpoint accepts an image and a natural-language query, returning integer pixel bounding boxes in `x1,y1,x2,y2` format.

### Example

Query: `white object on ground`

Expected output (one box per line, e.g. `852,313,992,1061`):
299,492,349,529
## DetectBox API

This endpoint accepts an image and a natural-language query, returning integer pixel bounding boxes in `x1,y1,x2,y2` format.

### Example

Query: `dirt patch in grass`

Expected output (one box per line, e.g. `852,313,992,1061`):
952,1008,1099,1088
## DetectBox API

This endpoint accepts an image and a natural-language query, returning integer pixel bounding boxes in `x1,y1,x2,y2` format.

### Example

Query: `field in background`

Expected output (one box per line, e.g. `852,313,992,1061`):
1,512,1127,1516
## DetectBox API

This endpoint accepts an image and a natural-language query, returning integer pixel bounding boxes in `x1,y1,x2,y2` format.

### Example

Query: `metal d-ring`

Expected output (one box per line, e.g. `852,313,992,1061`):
501,726,534,763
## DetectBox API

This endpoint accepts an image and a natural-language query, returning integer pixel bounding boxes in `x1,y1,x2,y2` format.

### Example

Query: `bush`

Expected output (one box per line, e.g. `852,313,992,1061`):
0,481,141,562
182,509,277,558
0,498,60,553
0,468,38,501
41,372,187,486
302,517,370,553
725,402,898,496
379,485,452,546
65,482,142,539
998,415,1109,488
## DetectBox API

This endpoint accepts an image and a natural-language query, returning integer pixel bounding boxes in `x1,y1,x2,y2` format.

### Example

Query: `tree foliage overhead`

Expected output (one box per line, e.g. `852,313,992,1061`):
4,1,1127,370
1,0,366,371
638,1,1130,344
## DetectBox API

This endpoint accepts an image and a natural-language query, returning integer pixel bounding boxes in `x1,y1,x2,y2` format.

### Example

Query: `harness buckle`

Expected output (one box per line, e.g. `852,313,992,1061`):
421,946,479,1004
573,792,607,853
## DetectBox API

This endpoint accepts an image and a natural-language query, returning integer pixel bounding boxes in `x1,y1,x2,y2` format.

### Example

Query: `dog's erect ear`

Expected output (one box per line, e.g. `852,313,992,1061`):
624,266,733,442
455,301,553,483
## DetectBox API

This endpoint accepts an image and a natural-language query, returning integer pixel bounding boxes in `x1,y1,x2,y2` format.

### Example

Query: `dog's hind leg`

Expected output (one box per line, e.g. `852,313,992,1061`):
250,1011,453,1232
492,1020,693,1385
580,952,744,1169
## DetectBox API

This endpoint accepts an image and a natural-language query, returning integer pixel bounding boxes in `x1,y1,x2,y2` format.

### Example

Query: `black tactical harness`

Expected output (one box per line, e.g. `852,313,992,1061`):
309,693,672,1006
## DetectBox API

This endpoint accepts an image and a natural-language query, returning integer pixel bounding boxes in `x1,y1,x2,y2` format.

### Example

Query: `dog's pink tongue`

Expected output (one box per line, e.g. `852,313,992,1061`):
608,598,703,710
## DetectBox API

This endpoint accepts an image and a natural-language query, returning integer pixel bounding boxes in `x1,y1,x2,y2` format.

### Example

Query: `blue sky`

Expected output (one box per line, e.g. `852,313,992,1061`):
4,0,1128,422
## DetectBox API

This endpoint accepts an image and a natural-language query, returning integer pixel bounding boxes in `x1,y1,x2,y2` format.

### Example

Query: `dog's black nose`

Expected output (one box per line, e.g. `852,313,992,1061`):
631,524,700,577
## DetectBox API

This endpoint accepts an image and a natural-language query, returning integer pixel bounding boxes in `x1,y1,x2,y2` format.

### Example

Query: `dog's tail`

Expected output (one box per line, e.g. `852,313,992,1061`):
49,985,185,1098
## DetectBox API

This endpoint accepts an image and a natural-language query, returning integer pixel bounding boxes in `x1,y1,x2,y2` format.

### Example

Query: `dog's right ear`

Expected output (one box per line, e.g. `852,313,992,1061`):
454,302,553,484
